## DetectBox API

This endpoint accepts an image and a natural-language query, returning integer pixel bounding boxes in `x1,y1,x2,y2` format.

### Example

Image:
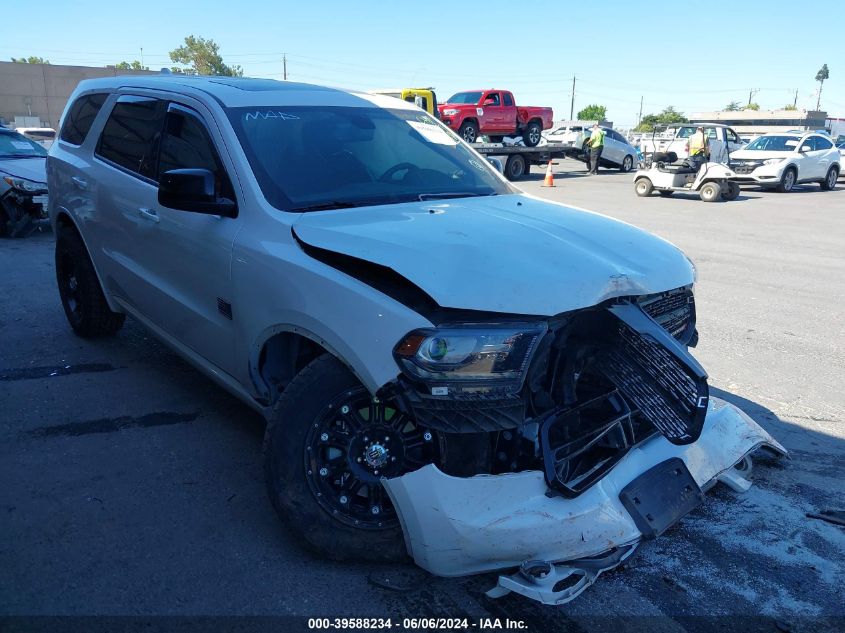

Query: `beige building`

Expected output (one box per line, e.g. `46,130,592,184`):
689,109,828,136
0,61,157,130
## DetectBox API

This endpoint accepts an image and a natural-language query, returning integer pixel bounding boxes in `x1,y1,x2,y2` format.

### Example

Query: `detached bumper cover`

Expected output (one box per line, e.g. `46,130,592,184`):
383,397,785,588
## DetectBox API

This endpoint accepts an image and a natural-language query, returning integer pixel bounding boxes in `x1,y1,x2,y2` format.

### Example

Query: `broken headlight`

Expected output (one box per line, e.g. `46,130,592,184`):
3,176,47,194
394,323,546,389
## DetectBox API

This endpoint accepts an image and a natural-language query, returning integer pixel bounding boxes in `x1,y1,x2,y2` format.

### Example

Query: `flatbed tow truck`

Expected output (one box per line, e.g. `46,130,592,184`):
470,142,572,180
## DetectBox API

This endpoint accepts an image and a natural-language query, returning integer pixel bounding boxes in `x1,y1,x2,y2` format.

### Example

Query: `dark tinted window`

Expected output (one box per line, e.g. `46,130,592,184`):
503,93,514,107
60,93,108,145
96,96,164,179
158,105,233,197
813,136,833,150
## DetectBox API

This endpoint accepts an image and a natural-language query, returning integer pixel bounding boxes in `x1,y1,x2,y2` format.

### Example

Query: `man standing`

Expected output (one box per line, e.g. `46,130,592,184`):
688,126,710,167
586,123,605,174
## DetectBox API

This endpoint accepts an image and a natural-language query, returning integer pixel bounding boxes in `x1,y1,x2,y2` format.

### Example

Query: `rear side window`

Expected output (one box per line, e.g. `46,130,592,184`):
503,93,514,107
813,136,833,150
96,96,165,179
60,93,108,145
157,105,234,198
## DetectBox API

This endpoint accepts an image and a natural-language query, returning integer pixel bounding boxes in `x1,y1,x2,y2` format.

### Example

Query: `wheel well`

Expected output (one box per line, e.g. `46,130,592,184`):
56,211,78,233
255,331,329,404
460,118,478,128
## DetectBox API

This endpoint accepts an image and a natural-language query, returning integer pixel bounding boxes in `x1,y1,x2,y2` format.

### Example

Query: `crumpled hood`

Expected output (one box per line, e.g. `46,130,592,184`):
0,157,47,185
293,194,694,315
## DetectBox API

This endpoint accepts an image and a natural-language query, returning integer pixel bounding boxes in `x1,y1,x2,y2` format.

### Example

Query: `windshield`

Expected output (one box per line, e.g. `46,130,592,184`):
445,92,483,105
227,106,513,211
744,135,801,151
0,130,48,158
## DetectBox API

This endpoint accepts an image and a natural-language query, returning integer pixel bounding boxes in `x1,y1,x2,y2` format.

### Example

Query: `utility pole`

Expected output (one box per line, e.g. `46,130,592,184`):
638,96,643,126
283,54,287,80
793,89,798,108
569,75,576,120
140,47,144,68
747,88,758,106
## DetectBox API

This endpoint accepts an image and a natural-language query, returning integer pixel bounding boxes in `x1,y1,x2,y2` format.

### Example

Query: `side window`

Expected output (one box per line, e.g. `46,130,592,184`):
677,127,695,138
726,128,740,143
800,137,814,152
705,128,717,139
503,93,514,107
158,105,234,198
96,96,165,179
813,136,833,150
60,93,108,145
483,93,501,106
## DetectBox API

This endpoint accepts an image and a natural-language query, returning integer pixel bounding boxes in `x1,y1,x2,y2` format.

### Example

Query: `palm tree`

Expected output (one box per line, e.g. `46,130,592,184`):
815,64,829,110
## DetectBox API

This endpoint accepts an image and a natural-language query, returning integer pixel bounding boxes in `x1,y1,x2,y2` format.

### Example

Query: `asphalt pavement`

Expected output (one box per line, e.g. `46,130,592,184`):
1,161,843,632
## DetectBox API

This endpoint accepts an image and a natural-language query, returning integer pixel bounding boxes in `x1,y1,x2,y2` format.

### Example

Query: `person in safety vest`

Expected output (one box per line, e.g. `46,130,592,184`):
586,123,605,175
688,126,710,166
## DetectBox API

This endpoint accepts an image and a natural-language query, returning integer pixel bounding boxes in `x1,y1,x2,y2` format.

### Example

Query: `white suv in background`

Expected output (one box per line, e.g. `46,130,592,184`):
729,132,840,192
46,75,784,604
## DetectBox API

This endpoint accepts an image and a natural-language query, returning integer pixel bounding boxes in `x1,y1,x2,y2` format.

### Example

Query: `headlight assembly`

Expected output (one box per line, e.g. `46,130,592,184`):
442,108,459,116
394,323,547,392
3,175,47,194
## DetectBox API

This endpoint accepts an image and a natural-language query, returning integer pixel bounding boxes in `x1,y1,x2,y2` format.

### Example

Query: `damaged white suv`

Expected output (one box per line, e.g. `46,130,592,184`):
48,76,785,605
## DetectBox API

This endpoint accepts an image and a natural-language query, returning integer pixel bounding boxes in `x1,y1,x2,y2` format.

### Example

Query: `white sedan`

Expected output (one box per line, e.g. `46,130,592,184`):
729,132,840,192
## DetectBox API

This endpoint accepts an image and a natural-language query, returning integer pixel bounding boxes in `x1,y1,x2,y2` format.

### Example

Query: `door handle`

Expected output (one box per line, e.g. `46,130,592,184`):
137,207,160,223
71,176,88,190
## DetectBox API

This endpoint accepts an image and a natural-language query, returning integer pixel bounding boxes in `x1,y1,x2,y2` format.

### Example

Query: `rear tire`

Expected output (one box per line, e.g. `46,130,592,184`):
458,120,478,144
504,155,527,180
523,121,542,147
777,167,797,193
620,155,634,172
699,182,721,202
635,178,653,197
55,224,125,338
820,166,838,190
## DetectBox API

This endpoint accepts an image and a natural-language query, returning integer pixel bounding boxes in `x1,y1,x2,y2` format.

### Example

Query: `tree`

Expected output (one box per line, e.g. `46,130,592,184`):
634,106,688,132
114,60,149,71
815,63,829,110
169,36,243,77
11,56,49,64
724,101,742,111
577,104,607,122
783,104,798,111
744,102,760,111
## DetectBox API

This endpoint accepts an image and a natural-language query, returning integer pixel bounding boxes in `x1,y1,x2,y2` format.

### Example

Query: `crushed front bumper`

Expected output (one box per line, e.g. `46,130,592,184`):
383,397,785,604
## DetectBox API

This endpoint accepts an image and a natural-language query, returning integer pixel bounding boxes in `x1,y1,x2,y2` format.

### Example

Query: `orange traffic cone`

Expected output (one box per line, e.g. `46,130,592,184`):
542,160,555,187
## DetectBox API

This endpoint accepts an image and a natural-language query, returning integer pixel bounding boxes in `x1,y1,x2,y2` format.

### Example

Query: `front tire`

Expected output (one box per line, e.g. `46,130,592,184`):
820,166,838,190
635,178,653,197
523,121,542,147
620,155,634,172
777,167,797,193
722,181,741,201
458,120,478,143
55,224,125,338
264,354,443,562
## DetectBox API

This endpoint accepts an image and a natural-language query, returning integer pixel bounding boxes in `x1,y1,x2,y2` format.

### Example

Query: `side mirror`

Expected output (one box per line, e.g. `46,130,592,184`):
799,145,812,153
487,157,504,173
158,168,237,217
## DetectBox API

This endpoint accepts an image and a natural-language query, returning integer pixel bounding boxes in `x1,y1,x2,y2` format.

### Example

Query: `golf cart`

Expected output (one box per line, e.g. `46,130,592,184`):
634,126,739,202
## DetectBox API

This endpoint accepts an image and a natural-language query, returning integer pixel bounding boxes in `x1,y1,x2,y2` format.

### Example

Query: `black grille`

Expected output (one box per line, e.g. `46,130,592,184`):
638,287,695,343
598,304,708,446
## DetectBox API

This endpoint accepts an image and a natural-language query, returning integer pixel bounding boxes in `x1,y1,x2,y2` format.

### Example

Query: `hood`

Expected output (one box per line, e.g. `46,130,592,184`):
0,157,47,184
293,194,694,316
730,149,792,161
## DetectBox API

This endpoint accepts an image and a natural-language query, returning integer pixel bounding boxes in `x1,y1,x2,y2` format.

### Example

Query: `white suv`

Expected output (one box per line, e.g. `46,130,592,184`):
729,132,840,192
47,76,783,603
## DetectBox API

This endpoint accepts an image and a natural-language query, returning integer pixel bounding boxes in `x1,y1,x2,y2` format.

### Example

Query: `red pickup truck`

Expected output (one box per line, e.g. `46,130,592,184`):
437,89,554,146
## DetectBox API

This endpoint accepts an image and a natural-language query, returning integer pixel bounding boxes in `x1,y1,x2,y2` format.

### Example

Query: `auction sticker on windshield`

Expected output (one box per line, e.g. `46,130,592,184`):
407,120,457,145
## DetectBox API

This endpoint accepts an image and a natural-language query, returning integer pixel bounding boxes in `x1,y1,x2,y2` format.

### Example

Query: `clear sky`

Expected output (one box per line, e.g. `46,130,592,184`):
2,0,841,127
